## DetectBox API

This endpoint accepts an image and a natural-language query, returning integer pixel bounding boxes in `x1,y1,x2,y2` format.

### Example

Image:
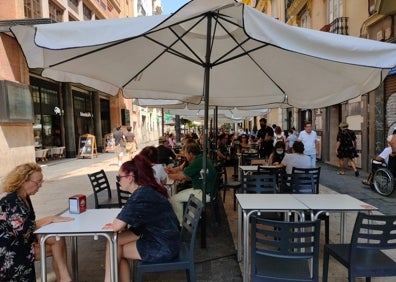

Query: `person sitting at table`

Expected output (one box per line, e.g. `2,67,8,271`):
217,133,235,165
0,162,73,282
269,141,286,165
239,134,251,152
139,146,167,185
104,155,180,282
167,141,216,224
281,141,311,174
157,136,177,165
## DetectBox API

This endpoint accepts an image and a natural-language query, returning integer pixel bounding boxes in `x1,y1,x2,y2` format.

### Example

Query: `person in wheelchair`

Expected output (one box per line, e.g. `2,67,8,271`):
362,135,393,186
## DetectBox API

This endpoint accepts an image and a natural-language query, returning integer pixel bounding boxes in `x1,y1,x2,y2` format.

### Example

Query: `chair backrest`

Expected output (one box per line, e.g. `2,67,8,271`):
290,173,316,194
241,152,259,165
116,182,131,208
87,169,112,208
251,216,321,281
180,194,204,261
292,167,321,193
350,212,396,267
217,161,231,184
241,173,277,194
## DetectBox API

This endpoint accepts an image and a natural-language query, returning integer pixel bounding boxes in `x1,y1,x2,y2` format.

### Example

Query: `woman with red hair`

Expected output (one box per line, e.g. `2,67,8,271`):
104,155,180,282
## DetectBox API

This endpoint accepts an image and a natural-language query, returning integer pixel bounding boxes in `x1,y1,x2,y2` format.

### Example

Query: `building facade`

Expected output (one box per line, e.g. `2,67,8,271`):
0,0,162,177
242,0,395,172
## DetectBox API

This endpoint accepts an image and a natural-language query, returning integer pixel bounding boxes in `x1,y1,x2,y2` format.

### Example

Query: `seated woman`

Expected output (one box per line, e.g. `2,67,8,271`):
104,155,180,282
239,134,251,152
281,141,311,174
0,163,73,282
269,141,286,165
139,146,168,185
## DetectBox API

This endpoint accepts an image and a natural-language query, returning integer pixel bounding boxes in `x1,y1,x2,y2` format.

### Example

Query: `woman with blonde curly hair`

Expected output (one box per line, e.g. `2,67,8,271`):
0,162,73,281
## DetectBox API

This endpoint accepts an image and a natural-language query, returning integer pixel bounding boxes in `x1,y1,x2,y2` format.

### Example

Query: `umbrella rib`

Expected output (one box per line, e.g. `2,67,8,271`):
123,15,215,88
47,12,209,68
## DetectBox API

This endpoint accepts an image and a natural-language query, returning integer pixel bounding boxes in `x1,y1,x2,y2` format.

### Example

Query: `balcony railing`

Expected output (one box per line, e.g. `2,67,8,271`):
329,17,349,35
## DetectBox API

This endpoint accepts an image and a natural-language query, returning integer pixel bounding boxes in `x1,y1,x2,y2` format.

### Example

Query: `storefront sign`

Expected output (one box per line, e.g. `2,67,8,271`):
80,112,93,117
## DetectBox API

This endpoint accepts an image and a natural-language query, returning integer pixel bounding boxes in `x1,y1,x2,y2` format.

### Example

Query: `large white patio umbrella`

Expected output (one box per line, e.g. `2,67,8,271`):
10,0,396,247
11,0,396,108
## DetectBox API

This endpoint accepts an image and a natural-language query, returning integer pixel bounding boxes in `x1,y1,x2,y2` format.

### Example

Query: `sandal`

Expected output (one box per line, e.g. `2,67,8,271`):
337,170,345,175
362,180,370,186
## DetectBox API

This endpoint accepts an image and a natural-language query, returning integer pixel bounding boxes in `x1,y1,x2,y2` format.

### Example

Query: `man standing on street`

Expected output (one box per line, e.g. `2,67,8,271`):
113,125,125,166
298,121,319,168
257,118,274,160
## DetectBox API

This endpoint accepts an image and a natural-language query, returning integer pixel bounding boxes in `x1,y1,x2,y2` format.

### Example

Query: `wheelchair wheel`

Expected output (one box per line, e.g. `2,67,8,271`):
372,168,395,196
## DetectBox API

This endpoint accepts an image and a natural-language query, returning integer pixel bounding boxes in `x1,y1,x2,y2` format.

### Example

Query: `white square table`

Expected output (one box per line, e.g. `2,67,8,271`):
292,194,378,243
236,194,309,282
35,208,121,282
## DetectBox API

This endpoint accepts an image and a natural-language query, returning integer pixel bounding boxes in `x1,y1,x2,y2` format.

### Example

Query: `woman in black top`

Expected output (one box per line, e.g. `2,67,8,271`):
269,141,286,165
104,155,180,282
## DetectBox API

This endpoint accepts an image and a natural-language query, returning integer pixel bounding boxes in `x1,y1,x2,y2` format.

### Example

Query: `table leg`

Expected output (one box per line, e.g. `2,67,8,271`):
340,212,345,243
237,204,242,262
112,232,119,282
243,210,252,282
40,235,48,282
71,237,78,280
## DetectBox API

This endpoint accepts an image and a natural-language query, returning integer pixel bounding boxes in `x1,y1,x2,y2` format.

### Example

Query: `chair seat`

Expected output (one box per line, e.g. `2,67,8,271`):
136,194,203,282
325,244,396,275
254,254,312,281
323,213,396,282
138,243,190,272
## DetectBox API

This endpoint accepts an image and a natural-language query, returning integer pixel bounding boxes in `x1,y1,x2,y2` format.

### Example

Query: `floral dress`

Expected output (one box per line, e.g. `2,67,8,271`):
336,129,358,159
0,192,36,281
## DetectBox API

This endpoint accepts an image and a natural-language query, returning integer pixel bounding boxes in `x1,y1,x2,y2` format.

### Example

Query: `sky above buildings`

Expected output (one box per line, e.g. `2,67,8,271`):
161,0,190,15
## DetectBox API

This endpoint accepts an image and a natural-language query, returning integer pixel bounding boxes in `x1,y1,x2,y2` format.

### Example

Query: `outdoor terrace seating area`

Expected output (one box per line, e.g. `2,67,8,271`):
35,146,65,162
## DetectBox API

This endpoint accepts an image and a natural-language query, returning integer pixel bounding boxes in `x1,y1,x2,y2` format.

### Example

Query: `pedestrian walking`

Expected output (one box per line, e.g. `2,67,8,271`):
336,122,359,176
113,125,125,166
298,121,319,168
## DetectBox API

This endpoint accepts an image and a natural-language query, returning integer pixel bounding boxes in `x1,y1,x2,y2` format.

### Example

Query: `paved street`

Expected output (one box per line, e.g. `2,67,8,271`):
30,146,396,281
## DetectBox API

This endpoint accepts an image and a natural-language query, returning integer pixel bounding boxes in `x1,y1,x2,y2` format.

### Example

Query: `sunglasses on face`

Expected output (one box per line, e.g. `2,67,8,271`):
116,175,129,182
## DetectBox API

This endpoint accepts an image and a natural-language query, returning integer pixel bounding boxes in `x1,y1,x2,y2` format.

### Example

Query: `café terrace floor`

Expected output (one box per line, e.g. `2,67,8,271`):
33,150,396,281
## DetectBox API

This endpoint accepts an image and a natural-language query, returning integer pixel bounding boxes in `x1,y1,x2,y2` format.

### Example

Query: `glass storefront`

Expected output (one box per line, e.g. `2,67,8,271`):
73,90,94,150
31,77,62,148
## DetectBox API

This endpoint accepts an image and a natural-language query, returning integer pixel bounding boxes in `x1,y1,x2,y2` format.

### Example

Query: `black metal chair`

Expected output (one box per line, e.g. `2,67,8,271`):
116,181,131,208
291,167,329,244
250,216,321,282
136,194,203,282
290,172,316,194
241,173,277,194
87,169,119,209
241,152,259,165
292,167,321,194
323,212,396,282
282,170,330,244
218,162,241,211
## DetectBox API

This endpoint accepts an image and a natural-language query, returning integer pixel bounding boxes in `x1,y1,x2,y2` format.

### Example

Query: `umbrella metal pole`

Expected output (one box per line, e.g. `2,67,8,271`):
161,108,164,136
200,12,213,249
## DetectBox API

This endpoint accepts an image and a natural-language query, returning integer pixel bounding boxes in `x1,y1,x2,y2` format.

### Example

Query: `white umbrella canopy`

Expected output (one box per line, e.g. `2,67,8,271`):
11,0,396,248
10,0,396,109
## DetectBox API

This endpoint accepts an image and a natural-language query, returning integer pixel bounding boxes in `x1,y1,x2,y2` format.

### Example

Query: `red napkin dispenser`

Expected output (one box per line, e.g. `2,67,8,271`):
69,194,87,214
